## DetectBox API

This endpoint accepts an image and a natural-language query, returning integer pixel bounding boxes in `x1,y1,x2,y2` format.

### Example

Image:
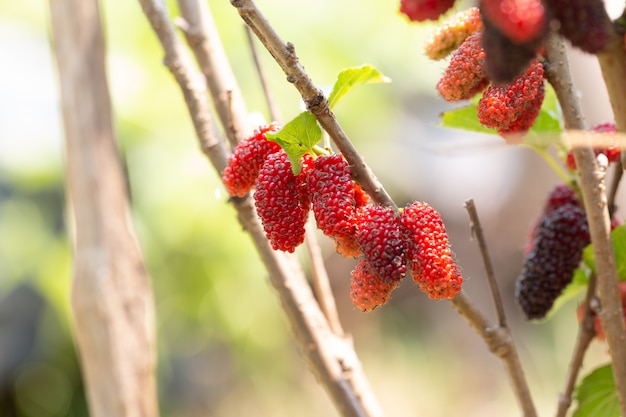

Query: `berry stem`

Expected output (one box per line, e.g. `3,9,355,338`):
545,32,626,416
139,1,385,416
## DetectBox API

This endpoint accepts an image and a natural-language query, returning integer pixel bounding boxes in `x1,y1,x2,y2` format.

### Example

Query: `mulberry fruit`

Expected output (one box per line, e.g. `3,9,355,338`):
480,15,542,83
543,0,613,53
437,32,488,102
222,124,281,197
400,202,463,300
350,259,399,312
400,0,456,22
479,0,547,44
516,203,590,320
424,7,483,60
355,204,407,284
307,154,360,257
477,58,544,137
565,123,620,170
254,151,311,252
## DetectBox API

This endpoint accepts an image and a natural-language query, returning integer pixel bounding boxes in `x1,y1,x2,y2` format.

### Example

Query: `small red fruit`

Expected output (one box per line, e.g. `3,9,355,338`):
350,259,399,312
400,0,456,22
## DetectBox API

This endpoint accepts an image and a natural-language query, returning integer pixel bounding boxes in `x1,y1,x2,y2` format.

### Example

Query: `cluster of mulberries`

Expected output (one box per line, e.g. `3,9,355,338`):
565,122,621,170
515,184,590,320
222,129,464,311
432,10,546,140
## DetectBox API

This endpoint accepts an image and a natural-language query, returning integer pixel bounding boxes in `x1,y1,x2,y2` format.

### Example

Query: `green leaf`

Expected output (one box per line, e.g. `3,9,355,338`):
327,65,390,109
573,364,620,417
266,111,322,175
439,104,496,135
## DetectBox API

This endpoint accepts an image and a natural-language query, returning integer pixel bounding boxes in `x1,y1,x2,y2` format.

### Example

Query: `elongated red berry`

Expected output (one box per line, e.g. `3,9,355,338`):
437,32,488,102
254,151,311,252
400,202,463,299
516,203,590,320
425,7,483,60
400,0,456,22
350,259,399,312
307,154,361,257
222,124,281,197
480,0,547,44
477,58,544,137
355,204,407,284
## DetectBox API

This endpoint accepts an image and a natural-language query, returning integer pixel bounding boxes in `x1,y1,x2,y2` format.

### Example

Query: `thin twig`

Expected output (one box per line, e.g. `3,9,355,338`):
608,160,623,214
450,293,537,417
230,0,397,211
464,199,507,327
176,0,251,147
305,222,345,337
140,1,384,416
245,25,282,123
545,32,626,416
555,275,598,417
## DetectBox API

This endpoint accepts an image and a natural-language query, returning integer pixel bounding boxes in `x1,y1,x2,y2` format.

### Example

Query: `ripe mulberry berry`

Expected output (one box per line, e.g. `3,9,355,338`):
307,154,361,257
424,7,483,60
350,259,399,312
497,83,545,142
479,0,547,44
400,0,456,22
565,123,620,170
516,203,590,320
543,0,613,53
400,202,463,300
480,15,541,83
437,32,488,102
222,124,281,197
254,151,311,253
355,205,407,284
477,58,544,137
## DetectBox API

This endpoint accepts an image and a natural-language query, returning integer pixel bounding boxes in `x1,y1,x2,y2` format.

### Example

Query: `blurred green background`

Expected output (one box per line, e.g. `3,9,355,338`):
0,1,619,416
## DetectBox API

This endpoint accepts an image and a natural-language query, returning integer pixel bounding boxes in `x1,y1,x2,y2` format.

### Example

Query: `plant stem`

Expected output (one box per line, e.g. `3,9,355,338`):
464,199,507,327
139,1,384,416
176,0,251,147
545,32,626,416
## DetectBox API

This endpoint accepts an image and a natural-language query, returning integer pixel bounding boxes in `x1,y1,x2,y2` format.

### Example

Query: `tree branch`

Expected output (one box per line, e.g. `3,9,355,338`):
49,1,159,416
545,32,626,416
138,1,383,416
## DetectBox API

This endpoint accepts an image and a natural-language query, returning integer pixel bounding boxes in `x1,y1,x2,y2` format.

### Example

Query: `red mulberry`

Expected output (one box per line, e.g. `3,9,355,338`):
350,259,399,312
307,154,360,257
516,203,590,320
222,124,281,197
479,0,547,44
400,0,456,22
355,204,407,284
254,151,311,252
437,32,488,102
400,202,463,300
477,58,544,138
424,7,483,60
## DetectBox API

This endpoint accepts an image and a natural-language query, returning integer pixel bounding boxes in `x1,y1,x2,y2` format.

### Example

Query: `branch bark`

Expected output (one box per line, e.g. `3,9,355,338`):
49,1,159,416
137,1,384,416
545,32,626,416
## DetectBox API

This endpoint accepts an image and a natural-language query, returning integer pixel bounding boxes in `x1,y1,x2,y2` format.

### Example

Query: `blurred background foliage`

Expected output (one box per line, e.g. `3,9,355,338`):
0,0,621,416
